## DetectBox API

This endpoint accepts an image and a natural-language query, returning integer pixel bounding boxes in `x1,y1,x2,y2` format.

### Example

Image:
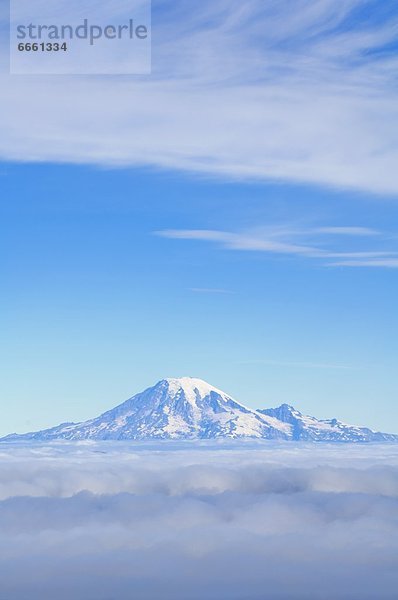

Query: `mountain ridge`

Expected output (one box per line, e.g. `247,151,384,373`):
2,377,397,443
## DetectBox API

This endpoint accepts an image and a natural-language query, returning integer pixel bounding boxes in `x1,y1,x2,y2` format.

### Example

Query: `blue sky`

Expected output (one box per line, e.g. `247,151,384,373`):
1,163,398,435
1,0,398,435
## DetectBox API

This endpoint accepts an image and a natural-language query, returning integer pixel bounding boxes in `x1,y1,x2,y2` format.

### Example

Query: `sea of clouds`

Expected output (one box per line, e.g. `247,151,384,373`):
0,441,397,599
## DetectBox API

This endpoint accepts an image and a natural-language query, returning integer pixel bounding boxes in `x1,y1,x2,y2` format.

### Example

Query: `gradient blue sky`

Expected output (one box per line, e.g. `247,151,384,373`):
1,0,398,435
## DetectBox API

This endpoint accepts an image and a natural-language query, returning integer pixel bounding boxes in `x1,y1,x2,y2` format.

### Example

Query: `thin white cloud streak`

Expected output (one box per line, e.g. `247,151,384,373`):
1,1,398,194
0,442,397,599
316,227,380,236
239,359,359,370
157,226,398,266
329,258,398,268
158,229,321,255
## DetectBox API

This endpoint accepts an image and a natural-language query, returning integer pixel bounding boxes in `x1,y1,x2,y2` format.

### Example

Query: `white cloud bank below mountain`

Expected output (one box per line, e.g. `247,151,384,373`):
0,441,397,599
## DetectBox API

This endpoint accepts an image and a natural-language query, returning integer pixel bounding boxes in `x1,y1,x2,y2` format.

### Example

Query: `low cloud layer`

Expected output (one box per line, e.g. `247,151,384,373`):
0,441,397,599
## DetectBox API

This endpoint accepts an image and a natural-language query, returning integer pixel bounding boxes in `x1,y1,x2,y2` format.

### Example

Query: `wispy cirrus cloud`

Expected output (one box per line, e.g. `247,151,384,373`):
159,229,321,256
157,224,398,267
1,1,398,194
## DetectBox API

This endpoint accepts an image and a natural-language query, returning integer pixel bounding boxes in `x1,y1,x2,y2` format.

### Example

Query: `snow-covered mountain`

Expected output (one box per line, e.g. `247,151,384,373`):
1,378,290,442
2,377,397,442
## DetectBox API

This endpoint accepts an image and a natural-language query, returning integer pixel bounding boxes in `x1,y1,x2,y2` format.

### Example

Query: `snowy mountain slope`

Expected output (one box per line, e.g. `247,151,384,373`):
259,404,398,442
2,378,290,441
2,378,397,442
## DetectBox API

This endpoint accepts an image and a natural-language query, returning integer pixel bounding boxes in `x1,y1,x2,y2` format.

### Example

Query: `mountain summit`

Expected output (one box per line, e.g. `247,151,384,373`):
2,377,397,442
1,377,289,442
